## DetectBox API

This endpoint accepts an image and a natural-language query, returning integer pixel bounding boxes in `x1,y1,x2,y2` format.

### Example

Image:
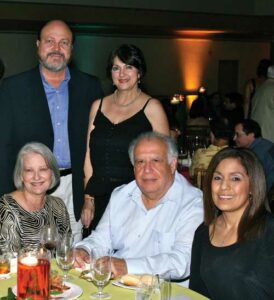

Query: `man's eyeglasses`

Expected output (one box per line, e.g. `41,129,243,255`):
41,38,72,49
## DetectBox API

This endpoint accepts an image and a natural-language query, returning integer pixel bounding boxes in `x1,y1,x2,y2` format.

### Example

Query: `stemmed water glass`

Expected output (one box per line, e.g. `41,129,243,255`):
90,247,112,299
40,224,58,257
56,233,75,285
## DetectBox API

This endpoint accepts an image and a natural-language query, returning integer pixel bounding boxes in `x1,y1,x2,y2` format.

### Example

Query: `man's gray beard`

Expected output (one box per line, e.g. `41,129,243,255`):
40,59,68,72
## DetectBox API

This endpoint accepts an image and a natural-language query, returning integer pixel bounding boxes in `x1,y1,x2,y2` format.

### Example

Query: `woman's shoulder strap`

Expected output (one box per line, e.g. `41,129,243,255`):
98,98,104,111
142,97,153,110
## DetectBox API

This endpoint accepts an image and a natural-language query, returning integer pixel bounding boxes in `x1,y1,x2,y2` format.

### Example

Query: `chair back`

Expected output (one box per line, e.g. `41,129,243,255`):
193,167,207,190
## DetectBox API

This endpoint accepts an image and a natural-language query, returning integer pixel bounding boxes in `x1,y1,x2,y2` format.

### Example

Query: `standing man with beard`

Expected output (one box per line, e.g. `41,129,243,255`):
0,20,103,242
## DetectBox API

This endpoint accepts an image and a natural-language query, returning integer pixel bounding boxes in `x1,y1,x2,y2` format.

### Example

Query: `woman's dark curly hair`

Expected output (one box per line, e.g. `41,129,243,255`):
106,44,147,81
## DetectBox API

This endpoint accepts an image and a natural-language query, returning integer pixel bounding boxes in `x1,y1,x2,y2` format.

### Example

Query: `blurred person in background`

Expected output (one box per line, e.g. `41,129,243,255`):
234,119,274,192
251,65,274,143
244,58,272,118
190,118,232,177
222,92,244,129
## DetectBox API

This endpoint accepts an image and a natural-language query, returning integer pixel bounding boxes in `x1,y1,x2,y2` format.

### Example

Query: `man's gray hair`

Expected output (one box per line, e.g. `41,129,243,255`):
14,142,60,190
128,131,178,165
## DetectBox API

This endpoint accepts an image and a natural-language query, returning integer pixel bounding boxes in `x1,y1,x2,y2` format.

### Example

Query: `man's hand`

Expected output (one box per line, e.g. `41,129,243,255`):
81,194,95,228
111,257,128,278
74,248,90,269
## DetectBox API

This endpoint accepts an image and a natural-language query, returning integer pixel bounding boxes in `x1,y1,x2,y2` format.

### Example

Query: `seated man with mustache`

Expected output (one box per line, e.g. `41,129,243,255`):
74,131,203,285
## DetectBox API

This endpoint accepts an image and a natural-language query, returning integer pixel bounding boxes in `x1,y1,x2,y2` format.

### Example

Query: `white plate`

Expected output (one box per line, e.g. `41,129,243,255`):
12,282,83,299
0,273,11,280
112,280,138,290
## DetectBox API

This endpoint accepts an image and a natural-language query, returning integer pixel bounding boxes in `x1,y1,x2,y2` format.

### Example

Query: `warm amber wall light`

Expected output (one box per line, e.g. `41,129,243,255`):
175,30,226,37
174,39,212,108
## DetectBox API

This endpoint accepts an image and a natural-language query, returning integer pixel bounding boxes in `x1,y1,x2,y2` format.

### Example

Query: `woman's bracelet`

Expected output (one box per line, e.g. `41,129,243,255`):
84,194,95,205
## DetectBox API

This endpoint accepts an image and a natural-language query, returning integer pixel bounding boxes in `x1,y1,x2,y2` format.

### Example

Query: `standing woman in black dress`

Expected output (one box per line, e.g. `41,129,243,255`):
189,147,274,299
81,44,169,231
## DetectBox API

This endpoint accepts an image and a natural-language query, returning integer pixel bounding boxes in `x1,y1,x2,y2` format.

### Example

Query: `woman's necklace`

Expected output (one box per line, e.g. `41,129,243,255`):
220,227,236,246
113,89,142,107
218,218,238,246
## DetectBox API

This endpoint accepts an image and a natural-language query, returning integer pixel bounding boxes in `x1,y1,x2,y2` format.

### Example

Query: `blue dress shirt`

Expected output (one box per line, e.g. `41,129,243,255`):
40,66,71,168
250,137,274,191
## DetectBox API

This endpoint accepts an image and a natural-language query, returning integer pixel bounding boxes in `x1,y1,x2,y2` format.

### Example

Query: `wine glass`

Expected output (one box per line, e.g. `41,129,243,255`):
90,247,112,299
40,224,58,257
56,233,75,285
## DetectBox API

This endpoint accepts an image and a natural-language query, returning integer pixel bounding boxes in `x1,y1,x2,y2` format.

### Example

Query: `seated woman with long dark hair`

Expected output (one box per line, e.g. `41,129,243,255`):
189,147,274,299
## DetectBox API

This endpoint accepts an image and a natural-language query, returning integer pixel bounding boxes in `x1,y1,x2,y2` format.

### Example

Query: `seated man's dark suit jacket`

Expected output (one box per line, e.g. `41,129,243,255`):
0,66,103,220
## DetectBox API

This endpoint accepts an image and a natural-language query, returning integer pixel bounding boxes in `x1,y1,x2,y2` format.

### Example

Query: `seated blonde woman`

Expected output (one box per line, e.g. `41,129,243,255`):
0,142,71,251
190,119,232,177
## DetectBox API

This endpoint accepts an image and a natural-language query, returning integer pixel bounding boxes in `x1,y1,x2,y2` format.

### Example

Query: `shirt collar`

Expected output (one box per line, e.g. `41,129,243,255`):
39,65,71,89
249,137,261,149
128,175,177,209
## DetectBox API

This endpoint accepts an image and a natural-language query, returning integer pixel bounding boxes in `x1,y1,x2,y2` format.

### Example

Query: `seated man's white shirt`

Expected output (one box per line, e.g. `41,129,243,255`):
75,172,203,280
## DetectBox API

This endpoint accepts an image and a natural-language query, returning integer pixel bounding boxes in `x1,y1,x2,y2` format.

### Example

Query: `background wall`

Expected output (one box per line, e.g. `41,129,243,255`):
3,0,255,15
0,32,269,98
5,0,274,16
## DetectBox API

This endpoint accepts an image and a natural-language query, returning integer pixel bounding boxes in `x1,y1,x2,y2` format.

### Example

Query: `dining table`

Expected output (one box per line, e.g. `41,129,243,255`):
0,264,209,300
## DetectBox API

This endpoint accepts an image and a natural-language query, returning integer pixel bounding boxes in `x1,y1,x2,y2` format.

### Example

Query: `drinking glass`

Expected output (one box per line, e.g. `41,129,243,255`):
177,146,188,171
90,247,112,299
135,274,158,300
0,248,11,279
56,234,75,285
158,273,171,300
40,224,58,257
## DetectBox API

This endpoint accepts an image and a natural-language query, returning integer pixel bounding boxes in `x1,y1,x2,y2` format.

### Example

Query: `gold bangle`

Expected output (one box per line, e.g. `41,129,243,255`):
85,195,94,202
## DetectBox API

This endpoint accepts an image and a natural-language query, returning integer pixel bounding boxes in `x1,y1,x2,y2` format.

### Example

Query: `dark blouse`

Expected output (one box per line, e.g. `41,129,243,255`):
189,213,274,300
86,97,153,196
85,97,153,228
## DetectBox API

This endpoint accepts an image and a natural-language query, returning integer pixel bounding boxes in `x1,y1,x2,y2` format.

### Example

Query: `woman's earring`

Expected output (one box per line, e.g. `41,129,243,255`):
248,193,253,201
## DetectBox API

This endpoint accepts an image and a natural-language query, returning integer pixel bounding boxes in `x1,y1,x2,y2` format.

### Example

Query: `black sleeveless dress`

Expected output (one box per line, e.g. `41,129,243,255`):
85,98,153,228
